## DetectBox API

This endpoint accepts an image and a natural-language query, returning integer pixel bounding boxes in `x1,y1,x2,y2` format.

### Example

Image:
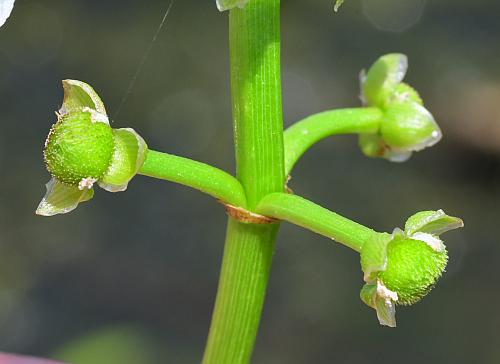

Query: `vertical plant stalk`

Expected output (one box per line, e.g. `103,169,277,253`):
203,1,284,363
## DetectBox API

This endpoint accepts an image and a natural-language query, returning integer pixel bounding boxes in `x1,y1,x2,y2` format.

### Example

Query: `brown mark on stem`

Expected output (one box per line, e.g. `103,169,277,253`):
221,202,278,224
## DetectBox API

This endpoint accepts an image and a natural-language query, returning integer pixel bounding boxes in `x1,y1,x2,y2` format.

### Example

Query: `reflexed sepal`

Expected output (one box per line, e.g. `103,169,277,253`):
333,0,345,12
360,232,392,283
59,79,107,116
360,281,398,327
99,128,148,192
359,211,463,327
405,210,464,236
216,0,249,11
36,178,94,216
361,54,408,108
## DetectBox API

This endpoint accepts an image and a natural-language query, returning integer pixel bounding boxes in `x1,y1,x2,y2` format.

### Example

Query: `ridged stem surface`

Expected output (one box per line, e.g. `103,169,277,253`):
202,1,284,363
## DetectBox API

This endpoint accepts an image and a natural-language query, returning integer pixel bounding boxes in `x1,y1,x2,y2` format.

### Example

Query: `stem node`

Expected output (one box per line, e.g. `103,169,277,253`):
222,202,279,224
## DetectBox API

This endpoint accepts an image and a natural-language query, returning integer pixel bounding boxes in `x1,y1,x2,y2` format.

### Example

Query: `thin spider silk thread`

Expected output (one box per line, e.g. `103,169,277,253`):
113,0,175,120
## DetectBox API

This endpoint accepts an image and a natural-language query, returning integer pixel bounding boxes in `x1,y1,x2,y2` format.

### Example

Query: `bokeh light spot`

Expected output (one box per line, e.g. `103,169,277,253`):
362,0,426,33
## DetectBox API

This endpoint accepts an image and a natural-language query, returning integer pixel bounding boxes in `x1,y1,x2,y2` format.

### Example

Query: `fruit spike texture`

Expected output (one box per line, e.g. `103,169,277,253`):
44,111,114,185
379,237,448,305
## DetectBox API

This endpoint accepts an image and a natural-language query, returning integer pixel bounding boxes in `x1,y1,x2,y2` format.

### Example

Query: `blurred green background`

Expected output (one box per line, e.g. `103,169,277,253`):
0,0,498,363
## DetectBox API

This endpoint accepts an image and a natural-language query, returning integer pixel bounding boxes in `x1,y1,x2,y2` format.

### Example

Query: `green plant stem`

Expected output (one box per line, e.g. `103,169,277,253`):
203,218,278,364
284,107,383,174
139,149,246,208
203,1,284,363
229,3,285,209
256,193,379,252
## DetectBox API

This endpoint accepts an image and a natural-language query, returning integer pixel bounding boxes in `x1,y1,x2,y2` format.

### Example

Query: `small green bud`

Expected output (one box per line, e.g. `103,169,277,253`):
380,101,441,151
379,236,448,305
359,210,463,327
44,111,114,185
37,80,148,216
358,54,442,162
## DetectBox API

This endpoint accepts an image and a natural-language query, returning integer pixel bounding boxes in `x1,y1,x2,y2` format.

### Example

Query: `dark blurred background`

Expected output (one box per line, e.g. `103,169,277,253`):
0,0,498,363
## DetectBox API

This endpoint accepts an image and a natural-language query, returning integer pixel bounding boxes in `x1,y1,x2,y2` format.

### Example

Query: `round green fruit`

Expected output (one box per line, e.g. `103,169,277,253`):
44,111,114,185
379,237,448,305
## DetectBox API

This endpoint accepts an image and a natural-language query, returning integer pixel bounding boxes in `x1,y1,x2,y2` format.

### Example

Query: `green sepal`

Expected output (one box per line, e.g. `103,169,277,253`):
59,79,107,116
373,288,397,328
99,128,148,192
358,133,412,163
360,282,397,327
362,53,408,108
405,210,464,236
36,178,94,216
358,133,385,159
216,0,249,11
333,0,345,12
360,283,376,308
360,232,392,283
381,102,441,151
360,232,402,327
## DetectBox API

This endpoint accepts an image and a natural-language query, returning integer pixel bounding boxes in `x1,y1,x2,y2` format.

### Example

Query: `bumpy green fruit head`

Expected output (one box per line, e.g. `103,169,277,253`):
379,237,448,305
44,111,114,185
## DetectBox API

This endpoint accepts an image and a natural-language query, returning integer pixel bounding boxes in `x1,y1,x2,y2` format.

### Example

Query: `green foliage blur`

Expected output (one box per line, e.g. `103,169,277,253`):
0,0,498,363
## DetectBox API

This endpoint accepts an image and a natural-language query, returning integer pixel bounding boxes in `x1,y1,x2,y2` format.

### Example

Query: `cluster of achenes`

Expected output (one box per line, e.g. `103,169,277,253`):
37,52,462,327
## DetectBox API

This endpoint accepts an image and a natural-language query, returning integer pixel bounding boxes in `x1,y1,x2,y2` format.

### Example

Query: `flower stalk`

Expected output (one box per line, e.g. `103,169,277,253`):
284,107,382,174
139,150,247,207
256,192,377,252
